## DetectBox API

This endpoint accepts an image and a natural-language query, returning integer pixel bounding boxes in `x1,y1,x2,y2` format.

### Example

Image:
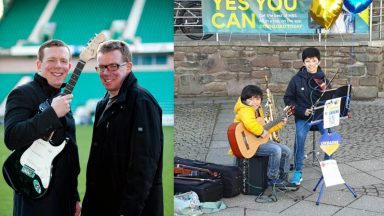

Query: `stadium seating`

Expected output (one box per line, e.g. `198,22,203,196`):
136,0,173,43
0,0,172,47
0,0,48,48
49,0,134,45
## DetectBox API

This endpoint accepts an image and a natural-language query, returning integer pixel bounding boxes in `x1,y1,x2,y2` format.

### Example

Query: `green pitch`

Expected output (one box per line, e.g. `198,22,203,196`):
0,125,174,216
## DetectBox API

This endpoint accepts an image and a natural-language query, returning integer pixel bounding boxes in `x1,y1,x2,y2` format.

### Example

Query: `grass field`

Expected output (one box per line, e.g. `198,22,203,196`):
0,125,174,216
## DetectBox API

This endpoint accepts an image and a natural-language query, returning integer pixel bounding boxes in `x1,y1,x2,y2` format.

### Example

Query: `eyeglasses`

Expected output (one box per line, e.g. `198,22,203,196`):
95,63,127,73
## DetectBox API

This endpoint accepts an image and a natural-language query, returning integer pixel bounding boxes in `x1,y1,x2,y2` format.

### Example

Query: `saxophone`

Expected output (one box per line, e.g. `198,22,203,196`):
264,76,281,143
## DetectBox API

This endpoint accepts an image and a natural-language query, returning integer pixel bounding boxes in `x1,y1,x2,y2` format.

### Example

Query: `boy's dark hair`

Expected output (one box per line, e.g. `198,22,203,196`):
302,47,321,62
37,39,71,61
241,85,263,103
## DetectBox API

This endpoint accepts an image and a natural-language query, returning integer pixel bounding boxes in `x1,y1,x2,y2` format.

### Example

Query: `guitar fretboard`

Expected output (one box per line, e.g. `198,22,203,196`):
63,60,85,95
264,115,285,131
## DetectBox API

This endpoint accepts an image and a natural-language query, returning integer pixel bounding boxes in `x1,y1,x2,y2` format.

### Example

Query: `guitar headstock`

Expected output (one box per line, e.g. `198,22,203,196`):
284,106,296,117
79,33,106,62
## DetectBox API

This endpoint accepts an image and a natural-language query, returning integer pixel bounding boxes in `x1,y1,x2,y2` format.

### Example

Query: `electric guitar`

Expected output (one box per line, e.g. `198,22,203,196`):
227,106,295,159
2,33,106,199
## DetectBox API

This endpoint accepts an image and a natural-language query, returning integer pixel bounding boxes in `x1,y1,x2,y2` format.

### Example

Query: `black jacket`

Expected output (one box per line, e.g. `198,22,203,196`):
82,72,163,216
284,66,327,120
4,73,80,216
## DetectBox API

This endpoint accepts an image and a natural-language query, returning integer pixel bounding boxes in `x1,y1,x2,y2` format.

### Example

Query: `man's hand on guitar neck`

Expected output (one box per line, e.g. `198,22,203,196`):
51,94,73,118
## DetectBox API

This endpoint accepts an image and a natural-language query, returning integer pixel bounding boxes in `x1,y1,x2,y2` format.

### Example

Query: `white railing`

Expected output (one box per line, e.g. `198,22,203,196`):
369,0,384,41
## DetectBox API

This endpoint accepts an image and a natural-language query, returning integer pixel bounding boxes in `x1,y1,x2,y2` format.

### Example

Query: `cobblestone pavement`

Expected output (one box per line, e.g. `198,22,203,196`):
175,103,220,161
175,96,384,164
175,96,384,214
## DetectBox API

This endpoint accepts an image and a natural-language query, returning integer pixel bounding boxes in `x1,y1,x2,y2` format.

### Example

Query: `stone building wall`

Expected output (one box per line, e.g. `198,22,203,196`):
174,42,384,99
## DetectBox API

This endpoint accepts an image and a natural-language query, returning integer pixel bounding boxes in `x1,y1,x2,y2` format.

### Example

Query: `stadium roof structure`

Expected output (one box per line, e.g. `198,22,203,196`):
0,0,173,56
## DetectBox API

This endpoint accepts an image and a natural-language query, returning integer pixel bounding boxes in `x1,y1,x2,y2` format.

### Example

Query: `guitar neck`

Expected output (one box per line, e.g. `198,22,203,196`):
62,60,85,95
264,115,285,131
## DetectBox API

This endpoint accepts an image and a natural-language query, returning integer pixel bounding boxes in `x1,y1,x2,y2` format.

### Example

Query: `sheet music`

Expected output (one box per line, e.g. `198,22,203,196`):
323,97,341,129
320,159,345,187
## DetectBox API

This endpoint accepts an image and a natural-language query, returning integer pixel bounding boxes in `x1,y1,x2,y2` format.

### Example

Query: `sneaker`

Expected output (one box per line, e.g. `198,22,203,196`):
279,172,289,181
268,178,299,191
289,171,303,185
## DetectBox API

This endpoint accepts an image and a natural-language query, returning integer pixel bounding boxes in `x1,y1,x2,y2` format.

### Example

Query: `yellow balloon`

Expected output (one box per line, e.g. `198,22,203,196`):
309,0,343,30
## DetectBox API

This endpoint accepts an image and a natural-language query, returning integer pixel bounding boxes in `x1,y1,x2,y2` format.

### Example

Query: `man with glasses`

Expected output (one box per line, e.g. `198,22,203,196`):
82,40,163,216
4,40,81,216
284,47,329,187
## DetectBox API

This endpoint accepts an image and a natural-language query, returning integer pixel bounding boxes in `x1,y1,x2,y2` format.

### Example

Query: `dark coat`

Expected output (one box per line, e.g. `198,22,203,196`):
4,73,80,216
82,72,163,216
284,66,327,120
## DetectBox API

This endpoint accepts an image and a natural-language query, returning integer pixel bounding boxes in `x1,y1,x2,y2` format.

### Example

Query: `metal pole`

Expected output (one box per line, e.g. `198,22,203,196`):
369,3,373,41
380,0,383,39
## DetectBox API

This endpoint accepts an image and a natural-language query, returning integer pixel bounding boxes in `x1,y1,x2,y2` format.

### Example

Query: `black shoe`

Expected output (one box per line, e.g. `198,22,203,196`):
268,179,299,191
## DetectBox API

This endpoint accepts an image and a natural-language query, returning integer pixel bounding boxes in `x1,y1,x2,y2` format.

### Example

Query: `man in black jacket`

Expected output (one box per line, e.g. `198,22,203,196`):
4,40,81,216
82,40,163,216
284,47,329,186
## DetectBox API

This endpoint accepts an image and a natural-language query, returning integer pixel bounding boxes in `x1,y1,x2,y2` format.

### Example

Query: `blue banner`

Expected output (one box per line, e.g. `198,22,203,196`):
202,0,369,34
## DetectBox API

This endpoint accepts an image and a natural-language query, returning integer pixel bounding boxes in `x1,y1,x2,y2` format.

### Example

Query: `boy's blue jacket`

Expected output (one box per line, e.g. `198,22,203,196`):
284,66,327,120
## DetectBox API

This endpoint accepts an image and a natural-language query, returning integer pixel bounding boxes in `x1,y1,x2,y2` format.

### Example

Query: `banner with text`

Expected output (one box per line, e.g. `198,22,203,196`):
202,0,369,34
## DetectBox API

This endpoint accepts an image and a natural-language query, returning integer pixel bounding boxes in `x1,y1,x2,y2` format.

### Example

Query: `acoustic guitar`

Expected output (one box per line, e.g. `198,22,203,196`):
227,106,295,159
2,33,106,199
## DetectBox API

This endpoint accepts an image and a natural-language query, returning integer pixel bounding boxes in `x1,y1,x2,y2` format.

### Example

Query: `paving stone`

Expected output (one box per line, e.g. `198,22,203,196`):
246,209,281,216
305,190,357,206
342,173,383,187
207,207,244,216
206,147,236,166
367,170,384,181
281,200,341,216
347,195,384,213
346,159,384,172
333,207,383,216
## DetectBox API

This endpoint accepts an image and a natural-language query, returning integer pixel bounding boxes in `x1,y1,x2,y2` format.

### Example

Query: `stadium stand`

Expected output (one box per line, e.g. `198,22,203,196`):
0,0,48,48
49,0,134,45
136,0,173,43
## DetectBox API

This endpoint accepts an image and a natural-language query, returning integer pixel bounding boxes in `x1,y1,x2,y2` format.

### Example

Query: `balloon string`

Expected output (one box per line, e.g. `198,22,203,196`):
324,33,327,86
333,19,345,44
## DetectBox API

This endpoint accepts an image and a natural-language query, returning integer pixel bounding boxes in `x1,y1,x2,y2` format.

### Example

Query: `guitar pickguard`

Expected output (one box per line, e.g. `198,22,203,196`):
20,139,66,189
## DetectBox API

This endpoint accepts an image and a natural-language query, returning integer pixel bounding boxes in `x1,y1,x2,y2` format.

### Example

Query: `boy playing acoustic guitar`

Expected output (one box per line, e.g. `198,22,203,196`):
230,85,297,190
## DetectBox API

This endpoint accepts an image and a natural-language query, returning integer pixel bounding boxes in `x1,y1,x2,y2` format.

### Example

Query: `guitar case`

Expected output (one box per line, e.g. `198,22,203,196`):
236,156,268,196
174,157,241,198
174,177,224,202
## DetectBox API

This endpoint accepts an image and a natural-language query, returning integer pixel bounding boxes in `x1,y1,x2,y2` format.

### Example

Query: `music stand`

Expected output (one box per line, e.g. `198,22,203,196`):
309,84,357,205
310,85,352,126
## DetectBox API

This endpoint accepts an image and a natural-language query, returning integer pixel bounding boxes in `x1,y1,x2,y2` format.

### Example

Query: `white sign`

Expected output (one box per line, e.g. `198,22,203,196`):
323,97,341,129
320,159,345,187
